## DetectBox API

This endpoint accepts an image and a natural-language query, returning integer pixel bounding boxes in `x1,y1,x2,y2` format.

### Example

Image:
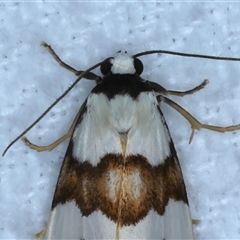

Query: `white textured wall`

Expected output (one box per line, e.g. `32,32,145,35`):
1,2,240,239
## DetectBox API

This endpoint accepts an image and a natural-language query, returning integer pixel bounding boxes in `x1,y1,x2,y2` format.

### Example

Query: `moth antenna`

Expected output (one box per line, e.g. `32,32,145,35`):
134,50,240,62
2,61,103,156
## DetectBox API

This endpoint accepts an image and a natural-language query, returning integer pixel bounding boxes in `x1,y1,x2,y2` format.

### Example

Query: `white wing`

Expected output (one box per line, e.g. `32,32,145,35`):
44,92,194,240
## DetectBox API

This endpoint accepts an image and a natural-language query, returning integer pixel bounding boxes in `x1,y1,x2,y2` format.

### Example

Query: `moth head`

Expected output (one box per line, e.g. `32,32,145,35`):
100,51,143,76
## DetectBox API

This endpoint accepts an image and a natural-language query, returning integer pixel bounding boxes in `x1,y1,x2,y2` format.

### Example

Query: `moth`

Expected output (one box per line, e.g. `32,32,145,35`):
3,42,240,239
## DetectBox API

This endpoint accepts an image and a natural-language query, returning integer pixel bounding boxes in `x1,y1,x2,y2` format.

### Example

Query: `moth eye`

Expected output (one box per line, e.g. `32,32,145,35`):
134,58,143,75
100,59,112,76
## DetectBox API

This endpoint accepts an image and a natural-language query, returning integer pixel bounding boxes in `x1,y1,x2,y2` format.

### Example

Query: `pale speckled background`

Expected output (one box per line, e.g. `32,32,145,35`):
1,2,240,239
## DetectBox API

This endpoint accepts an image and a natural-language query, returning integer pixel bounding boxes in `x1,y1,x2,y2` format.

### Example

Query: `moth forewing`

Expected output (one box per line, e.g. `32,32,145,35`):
44,79,195,239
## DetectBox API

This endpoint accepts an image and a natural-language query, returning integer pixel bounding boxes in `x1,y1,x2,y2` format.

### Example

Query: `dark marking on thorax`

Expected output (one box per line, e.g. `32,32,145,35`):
91,74,152,100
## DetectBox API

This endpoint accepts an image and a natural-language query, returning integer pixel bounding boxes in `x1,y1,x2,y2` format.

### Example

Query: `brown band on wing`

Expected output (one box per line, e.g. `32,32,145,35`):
52,140,188,226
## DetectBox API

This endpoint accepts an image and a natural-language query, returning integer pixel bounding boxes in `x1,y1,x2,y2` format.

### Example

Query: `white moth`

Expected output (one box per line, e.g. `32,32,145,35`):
4,42,240,240
43,51,194,239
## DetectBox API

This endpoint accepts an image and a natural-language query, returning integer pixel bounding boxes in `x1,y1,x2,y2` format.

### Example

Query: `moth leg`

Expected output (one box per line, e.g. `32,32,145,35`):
159,95,240,143
149,79,209,97
192,219,200,225
41,41,98,80
21,108,81,152
35,228,46,239
22,132,71,152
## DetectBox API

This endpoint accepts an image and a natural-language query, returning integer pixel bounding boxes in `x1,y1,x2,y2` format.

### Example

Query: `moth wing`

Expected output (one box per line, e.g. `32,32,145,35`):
44,92,194,239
